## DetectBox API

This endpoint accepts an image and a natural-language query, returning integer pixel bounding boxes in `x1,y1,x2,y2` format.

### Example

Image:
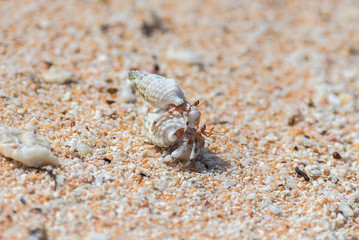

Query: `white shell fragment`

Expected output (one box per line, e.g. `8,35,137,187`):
0,126,59,167
42,66,73,84
338,203,354,218
120,80,136,103
0,126,50,148
0,144,59,168
128,70,185,109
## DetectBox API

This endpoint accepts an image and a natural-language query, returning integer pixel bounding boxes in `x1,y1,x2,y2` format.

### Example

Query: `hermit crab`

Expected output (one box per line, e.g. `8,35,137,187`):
129,71,201,130
142,110,213,166
128,70,212,165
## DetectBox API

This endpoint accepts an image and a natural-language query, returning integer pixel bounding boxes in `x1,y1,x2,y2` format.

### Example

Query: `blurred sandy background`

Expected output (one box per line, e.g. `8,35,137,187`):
1,0,359,239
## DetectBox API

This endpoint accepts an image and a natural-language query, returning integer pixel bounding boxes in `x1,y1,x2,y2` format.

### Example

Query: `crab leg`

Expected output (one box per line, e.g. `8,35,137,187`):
151,103,187,131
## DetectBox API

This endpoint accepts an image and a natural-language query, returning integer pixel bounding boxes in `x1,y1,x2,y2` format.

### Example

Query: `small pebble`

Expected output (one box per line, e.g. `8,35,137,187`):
120,81,136,103
295,135,315,147
107,88,118,94
76,143,95,156
323,169,331,176
42,66,72,84
338,203,354,218
333,151,342,159
305,165,321,178
27,227,48,240
166,48,201,64
141,10,164,37
268,204,283,216
0,126,59,167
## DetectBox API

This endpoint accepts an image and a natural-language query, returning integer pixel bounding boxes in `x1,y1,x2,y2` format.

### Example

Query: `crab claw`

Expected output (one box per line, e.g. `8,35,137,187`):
170,141,189,160
190,139,200,160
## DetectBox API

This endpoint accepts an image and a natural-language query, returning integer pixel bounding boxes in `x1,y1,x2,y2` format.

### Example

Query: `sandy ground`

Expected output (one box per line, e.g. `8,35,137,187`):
1,0,359,239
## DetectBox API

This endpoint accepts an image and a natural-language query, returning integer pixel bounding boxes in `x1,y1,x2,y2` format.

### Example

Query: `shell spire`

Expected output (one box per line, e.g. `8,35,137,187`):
128,70,185,109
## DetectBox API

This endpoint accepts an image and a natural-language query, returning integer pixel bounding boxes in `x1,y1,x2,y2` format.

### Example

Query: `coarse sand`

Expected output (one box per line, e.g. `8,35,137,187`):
1,0,359,239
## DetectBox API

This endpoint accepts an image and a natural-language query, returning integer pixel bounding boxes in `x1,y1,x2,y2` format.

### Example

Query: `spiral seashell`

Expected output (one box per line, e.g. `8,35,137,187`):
142,110,186,148
142,110,205,165
128,71,185,109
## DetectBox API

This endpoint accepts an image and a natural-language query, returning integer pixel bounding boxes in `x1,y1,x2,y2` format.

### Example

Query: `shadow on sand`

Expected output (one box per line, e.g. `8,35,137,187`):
164,147,228,174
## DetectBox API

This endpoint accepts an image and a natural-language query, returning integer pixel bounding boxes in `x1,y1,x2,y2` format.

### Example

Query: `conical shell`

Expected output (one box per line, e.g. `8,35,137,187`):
142,110,186,148
129,71,185,109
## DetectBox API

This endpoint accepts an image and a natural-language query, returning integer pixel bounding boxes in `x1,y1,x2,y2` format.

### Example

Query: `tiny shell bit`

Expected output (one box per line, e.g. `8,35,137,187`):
128,70,185,109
